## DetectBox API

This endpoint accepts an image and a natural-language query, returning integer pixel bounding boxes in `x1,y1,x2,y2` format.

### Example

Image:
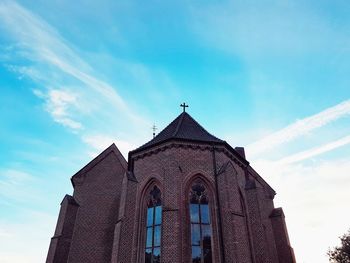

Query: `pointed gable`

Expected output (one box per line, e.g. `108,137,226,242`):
71,143,127,187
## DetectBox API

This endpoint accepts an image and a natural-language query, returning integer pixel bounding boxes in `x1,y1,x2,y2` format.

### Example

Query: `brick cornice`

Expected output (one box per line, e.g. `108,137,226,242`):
129,140,248,168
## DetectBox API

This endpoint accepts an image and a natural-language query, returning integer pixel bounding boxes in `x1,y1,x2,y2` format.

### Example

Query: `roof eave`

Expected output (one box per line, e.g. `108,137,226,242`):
128,138,249,169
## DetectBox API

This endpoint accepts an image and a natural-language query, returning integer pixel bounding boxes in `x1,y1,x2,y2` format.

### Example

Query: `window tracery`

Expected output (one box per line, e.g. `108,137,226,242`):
189,179,213,263
145,185,162,263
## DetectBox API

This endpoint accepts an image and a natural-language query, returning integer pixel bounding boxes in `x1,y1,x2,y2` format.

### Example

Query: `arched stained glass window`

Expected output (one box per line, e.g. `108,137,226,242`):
189,180,213,263
145,185,162,263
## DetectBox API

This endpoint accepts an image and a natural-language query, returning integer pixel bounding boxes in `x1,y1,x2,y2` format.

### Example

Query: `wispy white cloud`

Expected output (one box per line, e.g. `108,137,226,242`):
0,0,146,126
0,0,155,162
246,100,350,262
277,134,350,165
33,89,83,130
246,99,350,157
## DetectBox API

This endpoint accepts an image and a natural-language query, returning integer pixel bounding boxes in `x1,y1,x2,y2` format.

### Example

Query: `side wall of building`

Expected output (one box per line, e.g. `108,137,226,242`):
46,195,79,263
67,151,126,262
45,145,127,263
270,208,296,263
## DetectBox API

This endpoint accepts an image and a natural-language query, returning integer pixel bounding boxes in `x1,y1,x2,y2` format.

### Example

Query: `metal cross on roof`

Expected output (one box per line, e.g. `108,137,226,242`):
180,102,189,112
152,124,157,138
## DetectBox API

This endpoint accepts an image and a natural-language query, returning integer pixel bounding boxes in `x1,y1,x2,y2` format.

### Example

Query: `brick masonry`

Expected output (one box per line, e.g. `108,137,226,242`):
47,115,295,263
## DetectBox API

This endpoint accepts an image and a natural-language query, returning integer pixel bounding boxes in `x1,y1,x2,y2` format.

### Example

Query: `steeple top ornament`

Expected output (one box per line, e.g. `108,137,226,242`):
152,124,157,138
180,102,189,112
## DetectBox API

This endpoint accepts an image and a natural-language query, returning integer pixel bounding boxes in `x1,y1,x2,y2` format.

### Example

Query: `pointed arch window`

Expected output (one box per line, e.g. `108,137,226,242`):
189,180,213,263
145,185,162,263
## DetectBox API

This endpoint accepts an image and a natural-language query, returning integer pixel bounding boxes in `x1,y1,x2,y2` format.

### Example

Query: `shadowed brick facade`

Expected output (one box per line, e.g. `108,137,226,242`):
47,112,295,263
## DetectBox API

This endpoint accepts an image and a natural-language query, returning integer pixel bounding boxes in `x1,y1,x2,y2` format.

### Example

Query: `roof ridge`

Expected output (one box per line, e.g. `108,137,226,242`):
186,112,221,140
173,112,185,137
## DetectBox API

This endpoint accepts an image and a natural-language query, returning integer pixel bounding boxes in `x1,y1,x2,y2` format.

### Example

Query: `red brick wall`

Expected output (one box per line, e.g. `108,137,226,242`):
129,145,223,262
48,142,294,263
114,177,138,262
67,150,126,262
270,208,296,263
46,195,78,263
114,141,291,263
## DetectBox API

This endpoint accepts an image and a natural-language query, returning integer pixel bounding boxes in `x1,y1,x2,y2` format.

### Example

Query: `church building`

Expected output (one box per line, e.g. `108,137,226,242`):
47,108,295,263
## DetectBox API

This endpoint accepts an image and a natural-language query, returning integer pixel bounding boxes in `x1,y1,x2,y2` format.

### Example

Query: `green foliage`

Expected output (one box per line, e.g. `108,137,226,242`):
328,230,350,263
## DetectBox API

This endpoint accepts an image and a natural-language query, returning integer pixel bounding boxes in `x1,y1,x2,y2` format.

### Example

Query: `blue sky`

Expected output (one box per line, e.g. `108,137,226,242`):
0,0,350,262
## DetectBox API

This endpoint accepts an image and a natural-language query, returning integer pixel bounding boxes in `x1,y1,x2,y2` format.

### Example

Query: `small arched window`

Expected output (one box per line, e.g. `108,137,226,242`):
145,185,162,263
189,179,213,263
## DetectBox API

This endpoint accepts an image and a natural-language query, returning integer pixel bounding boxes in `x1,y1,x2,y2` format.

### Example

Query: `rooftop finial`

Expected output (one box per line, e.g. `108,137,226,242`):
180,102,189,112
152,124,157,138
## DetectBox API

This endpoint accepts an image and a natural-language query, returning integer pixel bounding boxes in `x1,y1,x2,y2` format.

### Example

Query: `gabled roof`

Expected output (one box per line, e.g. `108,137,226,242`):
133,112,224,153
71,143,127,187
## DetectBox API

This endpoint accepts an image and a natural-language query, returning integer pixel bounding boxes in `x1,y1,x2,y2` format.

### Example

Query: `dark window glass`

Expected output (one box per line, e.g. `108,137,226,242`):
145,248,152,263
146,227,153,248
191,224,201,245
147,207,154,227
145,186,162,263
190,204,200,223
155,206,162,225
192,246,201,263
154,226,161,246
153,247,161,263
203,248,212,263
200,205,210,224
190,180,213,263
202,225,211,242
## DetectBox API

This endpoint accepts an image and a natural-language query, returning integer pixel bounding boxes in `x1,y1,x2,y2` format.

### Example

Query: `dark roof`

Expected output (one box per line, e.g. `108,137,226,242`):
133,112,225,153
